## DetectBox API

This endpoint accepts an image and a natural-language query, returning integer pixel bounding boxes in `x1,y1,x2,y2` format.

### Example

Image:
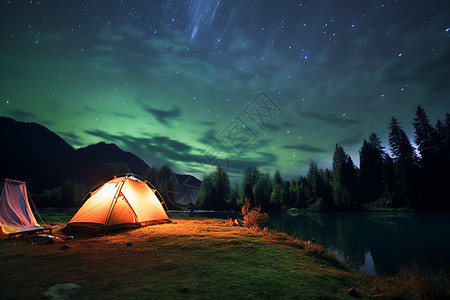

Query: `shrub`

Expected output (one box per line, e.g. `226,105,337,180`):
241,198,268,229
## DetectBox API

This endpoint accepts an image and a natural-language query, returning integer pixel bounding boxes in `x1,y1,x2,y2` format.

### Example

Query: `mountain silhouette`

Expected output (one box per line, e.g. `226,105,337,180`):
0,117,149,192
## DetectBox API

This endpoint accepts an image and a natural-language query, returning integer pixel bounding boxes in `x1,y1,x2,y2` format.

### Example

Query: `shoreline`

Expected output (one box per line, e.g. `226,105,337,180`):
2,217,447,299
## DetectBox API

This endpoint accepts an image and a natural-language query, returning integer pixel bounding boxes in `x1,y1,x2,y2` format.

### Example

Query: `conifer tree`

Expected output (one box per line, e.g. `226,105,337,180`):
414,106,437,160
332,144,358,209
253,173,272,210
388,117,417,163
294,176,308,209
388,117,416,208
359,133,385,203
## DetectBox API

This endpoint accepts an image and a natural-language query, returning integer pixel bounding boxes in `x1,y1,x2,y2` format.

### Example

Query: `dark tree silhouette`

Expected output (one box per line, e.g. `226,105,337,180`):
195,174,215,209
388,117,417,208
414,106,438,159
142,167,159,187
241,167,260,204
195,164,230,210
253,172,272,211
158,165,178,208
332,144,359,209
270,170,284,211
360,133,385,203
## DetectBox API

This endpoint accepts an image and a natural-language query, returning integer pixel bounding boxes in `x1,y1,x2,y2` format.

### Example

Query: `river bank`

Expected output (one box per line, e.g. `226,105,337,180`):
1,217,448,299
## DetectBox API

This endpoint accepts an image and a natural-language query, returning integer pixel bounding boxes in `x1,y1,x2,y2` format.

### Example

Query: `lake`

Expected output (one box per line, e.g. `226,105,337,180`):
173,211,450,275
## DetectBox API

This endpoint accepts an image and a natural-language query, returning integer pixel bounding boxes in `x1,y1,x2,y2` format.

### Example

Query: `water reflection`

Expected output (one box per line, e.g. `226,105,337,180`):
267,212,450,275
170,211,450,275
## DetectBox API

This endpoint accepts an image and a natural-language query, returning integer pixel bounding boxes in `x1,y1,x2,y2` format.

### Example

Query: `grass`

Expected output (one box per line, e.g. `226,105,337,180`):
1,213,449,299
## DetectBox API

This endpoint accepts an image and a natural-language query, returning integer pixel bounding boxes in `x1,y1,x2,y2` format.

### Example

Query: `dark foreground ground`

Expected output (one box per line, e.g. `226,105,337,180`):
0,217,448,299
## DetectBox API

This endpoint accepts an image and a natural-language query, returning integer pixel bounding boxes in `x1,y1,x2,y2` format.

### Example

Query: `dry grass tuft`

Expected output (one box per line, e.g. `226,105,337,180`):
373,268,450,299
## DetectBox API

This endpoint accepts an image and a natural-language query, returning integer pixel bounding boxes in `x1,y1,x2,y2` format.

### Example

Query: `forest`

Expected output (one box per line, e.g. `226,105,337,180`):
31,106,449,212
195,106,450,212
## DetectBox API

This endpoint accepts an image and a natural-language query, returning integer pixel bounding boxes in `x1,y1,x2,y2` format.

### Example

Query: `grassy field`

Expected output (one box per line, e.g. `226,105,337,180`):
0,214,448,299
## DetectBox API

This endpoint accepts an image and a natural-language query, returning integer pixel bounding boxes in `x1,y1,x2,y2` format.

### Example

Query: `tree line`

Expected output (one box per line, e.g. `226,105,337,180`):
195,106,450,212
34,163,179,208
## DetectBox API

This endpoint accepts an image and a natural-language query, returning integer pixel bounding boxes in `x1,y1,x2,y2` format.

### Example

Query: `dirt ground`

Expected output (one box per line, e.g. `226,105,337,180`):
0,217,414,299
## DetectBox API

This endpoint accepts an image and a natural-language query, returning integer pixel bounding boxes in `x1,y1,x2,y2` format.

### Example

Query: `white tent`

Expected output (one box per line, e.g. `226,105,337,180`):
0,179,43,235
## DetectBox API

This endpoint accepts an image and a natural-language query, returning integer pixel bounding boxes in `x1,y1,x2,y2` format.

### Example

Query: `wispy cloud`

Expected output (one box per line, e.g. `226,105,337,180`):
145,106,182,126
298,110,361,127
283,144,328,153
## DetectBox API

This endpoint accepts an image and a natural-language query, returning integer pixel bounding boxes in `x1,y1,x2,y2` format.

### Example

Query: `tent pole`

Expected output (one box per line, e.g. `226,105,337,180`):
145,180,172,221
103,176,127,231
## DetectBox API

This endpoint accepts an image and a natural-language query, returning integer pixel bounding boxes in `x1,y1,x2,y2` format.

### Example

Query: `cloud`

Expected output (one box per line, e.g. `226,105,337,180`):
283,144,328,153
197,129,222,145
153,136,192,152
109,111,135,119
59,132,83,147
260,123,281,132
338,135,365,148
83,127,283,181
298,110,361,127
8,110,37,121
410,47,450,91
0,61,28,79
145,106,182,126
84,129,197,166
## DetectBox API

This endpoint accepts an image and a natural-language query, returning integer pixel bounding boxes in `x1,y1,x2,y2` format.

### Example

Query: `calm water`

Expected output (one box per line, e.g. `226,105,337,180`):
268,212,450,275
173,211,450,275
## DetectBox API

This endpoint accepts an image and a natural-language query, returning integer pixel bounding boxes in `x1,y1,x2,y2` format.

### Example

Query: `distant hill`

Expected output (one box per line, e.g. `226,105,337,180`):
71,142,150,187
0,117,149,192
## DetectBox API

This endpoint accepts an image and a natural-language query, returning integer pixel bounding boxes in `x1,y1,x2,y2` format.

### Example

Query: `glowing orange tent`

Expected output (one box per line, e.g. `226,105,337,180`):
0,179,43,235
64,174,171,233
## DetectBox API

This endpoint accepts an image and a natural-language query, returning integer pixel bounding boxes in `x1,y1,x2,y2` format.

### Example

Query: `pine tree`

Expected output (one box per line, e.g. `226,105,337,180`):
388,117,416,208
294,176,308,209
380,155,401,207
388,117,417,163
332,144,358,209
360,133,385,203
432,116,450,211
435,118,446,151
253,173,272,211
442,113,450,153
413,106,437,160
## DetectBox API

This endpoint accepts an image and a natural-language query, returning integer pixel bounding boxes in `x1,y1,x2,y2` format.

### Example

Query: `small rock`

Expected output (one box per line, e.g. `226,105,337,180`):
60,244,70,250
44,283,80,300
126,242,133,247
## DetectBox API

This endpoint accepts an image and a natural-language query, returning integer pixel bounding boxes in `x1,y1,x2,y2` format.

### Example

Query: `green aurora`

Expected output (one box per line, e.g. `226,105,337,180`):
1,1,449,183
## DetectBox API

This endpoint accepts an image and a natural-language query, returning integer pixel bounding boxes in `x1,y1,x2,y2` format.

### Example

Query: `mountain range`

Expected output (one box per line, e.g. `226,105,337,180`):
0,117,200,206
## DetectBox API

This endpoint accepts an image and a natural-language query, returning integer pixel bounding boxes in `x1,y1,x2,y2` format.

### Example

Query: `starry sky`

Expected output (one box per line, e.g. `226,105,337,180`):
1,0,449,183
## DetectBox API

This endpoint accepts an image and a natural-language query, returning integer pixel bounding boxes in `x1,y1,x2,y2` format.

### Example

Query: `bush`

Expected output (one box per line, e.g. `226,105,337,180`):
241,198,268,229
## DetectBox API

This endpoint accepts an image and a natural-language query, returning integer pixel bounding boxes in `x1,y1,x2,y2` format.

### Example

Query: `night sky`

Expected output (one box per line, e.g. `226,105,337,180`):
1,1,449,183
